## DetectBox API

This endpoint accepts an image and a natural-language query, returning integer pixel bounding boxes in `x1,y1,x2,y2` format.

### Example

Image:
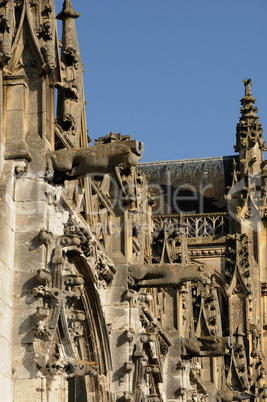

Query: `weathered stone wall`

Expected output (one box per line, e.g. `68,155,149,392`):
0,160,16,401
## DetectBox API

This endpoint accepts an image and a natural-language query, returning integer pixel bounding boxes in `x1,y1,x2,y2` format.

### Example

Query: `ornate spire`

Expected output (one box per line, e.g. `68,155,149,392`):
228,80,265,223
235,78,264,152
56,0,87,148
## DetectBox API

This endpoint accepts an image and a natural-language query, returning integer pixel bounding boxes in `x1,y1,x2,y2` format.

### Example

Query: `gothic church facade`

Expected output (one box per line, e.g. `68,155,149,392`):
0,1,266,401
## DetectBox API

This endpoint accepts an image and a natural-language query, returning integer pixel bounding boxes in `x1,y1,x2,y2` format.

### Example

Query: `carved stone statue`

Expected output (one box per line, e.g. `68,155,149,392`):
46,139,144,179
128,263,214,287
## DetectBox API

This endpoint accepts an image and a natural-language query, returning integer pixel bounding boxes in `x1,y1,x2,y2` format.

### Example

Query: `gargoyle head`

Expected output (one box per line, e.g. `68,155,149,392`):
122,139,145,168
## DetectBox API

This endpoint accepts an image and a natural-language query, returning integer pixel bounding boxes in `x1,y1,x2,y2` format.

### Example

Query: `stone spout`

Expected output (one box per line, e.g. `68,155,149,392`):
46,140,144,180
128,263,214,287
181,336,233,358
217,390,256,401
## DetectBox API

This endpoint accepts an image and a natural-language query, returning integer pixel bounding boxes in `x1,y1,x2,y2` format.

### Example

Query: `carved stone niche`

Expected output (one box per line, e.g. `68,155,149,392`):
3,75,32,161
63,46,79,69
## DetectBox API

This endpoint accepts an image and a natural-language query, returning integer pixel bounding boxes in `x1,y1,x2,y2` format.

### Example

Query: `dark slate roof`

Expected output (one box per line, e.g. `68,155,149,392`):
139,155,238,215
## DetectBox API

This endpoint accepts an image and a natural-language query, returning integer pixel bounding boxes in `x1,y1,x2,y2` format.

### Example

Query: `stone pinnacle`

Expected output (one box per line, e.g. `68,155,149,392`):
57,0,80,20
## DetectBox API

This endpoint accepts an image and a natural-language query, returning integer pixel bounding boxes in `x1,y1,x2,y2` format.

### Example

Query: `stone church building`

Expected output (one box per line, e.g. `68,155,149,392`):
0,1,266,401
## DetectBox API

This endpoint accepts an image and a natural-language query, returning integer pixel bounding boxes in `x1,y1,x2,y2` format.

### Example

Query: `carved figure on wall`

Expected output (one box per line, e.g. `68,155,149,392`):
46,139,144,179
128,263,213,287
54,81,78,101
41,44,57,73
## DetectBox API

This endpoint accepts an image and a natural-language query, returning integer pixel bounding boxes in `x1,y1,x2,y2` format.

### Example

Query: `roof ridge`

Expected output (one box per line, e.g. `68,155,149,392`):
139,155,237,165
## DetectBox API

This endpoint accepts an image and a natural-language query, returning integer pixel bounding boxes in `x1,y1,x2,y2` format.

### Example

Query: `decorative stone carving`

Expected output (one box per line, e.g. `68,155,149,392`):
44,4,53,15
181,336,233,358
62,46,78,68
41,45,57,73
0,14,10,34
147,396,161,402
124,329,135,342
123,361,135,373
0,3,266,400
216,390,256,401
37,357,97,379
235,79,265,152
65,359,98,378
14,159,28,174
151,222,190,264
30,0,40,6
128,262,213,287
0,50,11,66
124,290,153,307
30,232,99,379
54,81,78,101
46,139,144,180
35,22,52,40
64,217,117,285
225,233,251,290
228,79,266,224
144,365,160,374
0,8,12,66
123,392,133,402
58,113,76,135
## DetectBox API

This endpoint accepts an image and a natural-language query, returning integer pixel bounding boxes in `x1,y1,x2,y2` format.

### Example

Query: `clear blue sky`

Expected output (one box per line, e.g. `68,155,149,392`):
55,1,267,162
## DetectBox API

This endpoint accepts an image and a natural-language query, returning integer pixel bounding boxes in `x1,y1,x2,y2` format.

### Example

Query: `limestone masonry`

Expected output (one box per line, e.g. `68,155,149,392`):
0,1,266,401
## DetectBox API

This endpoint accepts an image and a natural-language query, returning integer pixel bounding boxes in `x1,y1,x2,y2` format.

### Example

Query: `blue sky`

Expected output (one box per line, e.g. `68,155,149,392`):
55,1,267,162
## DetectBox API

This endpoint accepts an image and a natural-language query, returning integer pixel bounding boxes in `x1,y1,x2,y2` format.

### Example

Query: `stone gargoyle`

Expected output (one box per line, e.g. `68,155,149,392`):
46,139,144,180
181,336,233,359
216,390,256,401
128,263,214,287
40,357,98,379
65,359,98,378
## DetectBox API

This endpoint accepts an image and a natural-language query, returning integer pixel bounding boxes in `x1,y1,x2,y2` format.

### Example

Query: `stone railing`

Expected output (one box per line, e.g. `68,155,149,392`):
152,212,229,239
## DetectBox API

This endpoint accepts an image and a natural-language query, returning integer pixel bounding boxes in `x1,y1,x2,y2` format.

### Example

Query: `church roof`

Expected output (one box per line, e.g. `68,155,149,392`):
139,155,237,214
